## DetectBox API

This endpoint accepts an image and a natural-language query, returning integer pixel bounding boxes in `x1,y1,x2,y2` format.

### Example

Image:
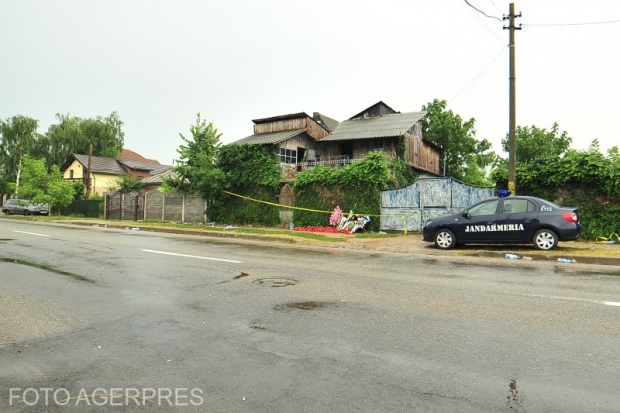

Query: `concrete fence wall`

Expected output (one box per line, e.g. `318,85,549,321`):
143,190,207,223
105,190,207,223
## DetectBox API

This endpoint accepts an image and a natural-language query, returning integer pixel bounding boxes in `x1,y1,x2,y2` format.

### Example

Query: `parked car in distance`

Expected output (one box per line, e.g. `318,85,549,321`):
422,196,581,251
2,199,49,216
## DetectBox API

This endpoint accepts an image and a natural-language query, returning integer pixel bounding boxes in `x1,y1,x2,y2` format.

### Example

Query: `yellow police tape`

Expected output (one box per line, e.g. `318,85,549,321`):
595,232,619,243
222,190,382,218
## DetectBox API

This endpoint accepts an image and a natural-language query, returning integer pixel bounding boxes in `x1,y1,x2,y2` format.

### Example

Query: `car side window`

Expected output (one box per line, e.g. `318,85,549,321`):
468,200,499,217
502,199,535,214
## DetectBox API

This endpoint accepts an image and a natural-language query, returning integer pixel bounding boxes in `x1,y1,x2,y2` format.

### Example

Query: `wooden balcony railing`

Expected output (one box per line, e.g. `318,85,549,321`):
277,156,362,181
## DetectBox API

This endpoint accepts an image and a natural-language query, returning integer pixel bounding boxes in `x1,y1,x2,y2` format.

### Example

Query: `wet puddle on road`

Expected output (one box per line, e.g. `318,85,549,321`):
0,257,96,284
274,301,338,311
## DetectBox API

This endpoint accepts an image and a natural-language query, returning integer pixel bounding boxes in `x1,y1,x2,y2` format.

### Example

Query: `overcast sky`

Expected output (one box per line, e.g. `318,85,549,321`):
2,1,619,165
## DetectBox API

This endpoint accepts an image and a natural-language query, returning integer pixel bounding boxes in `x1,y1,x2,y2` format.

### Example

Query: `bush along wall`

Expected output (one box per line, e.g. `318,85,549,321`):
210,144,281,226
492,148,620,240
210,186,280,226
292,152,418,232
560,190,620,240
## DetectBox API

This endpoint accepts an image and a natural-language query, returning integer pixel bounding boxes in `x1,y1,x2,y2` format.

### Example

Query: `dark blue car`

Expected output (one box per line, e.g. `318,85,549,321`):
422,196,581,250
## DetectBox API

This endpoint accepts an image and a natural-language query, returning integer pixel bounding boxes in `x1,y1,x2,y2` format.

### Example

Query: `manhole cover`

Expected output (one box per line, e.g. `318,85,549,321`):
253,278,298,287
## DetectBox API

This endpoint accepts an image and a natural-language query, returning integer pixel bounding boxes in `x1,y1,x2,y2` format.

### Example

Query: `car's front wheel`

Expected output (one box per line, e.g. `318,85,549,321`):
2,209,8,215
434,229,457,250
533,229,558,250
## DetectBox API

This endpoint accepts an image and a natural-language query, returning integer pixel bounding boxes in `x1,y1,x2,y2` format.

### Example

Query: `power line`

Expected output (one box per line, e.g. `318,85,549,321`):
526,20,620,27
487,0,503,14
449,46,508,104
464,0,620,28
463,0,503,22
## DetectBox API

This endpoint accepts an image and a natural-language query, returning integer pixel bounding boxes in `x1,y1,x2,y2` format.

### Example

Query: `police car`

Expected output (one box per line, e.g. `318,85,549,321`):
422,196,581,250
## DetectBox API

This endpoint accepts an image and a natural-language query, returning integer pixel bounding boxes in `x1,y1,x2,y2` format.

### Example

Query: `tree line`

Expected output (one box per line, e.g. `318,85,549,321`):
164,101,620,238
0,112,125,209
3,102,619,238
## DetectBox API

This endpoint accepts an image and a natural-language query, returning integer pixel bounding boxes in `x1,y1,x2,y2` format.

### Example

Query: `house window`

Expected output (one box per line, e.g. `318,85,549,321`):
372,140,384,152
69,170,74,179
278,148,297,164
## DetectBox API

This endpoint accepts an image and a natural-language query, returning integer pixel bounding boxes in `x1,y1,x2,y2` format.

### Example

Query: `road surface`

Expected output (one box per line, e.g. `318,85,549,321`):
1,220,619,412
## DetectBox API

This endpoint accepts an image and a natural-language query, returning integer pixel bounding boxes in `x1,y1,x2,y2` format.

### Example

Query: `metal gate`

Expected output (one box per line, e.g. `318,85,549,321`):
380,177,494,231
104,191,143,220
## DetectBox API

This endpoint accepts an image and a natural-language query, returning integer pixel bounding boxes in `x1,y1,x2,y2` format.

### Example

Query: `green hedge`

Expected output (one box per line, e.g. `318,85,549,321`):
292,152,418,231
491,148,620,240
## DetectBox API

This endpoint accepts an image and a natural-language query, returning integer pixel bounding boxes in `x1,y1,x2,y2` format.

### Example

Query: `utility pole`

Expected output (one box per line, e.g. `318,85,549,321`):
503,3,521,195
87,144,93,196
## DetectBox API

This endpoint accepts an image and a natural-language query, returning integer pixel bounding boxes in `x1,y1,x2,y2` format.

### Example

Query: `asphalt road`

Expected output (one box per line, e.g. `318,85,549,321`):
1,220,619,412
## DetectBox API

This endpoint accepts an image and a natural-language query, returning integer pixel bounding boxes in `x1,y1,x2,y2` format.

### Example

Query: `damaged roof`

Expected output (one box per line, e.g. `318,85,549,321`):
252,113,308,124
232,129,307,145
313,112,340,132
322,111,426,141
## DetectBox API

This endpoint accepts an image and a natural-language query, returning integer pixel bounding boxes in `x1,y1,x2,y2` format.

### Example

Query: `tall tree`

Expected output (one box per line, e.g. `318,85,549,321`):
0,115,42,194
492,123,574,191
421,99,495,184
45,111,125,167
46,114,87,167
500,123,572,163
18,156,75,214
79,111,124,158
165,114,225,198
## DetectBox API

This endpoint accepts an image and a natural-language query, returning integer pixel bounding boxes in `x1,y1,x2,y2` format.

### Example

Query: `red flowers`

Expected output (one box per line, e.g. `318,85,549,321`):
293,226,353,234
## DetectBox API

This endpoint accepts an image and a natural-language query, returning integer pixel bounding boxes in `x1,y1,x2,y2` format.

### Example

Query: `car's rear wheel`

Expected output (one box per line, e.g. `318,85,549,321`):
2,209,8,215
434,229,457,250
533,229,557,250
24,210,30,216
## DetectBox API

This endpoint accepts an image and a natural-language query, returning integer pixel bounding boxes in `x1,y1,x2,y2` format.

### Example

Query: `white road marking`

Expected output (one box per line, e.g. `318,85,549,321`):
518,292,620,308
141,249,242,263
11,230,49,237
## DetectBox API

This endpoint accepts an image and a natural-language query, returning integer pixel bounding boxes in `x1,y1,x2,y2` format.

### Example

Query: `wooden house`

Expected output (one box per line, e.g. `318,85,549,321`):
231,102,442,182
233,112,338,181
319,102,441,175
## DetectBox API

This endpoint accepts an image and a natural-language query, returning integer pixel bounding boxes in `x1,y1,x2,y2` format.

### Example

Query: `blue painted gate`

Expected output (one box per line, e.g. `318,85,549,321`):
380,177,494,231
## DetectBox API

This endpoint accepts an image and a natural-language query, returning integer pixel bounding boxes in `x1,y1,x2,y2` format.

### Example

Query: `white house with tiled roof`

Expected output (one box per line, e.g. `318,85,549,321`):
60,149,171,196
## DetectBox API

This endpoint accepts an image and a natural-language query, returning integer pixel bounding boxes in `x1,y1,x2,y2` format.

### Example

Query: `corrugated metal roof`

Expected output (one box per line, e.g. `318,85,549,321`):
232,129,306,145
321,112,425,141
73,154,126,175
